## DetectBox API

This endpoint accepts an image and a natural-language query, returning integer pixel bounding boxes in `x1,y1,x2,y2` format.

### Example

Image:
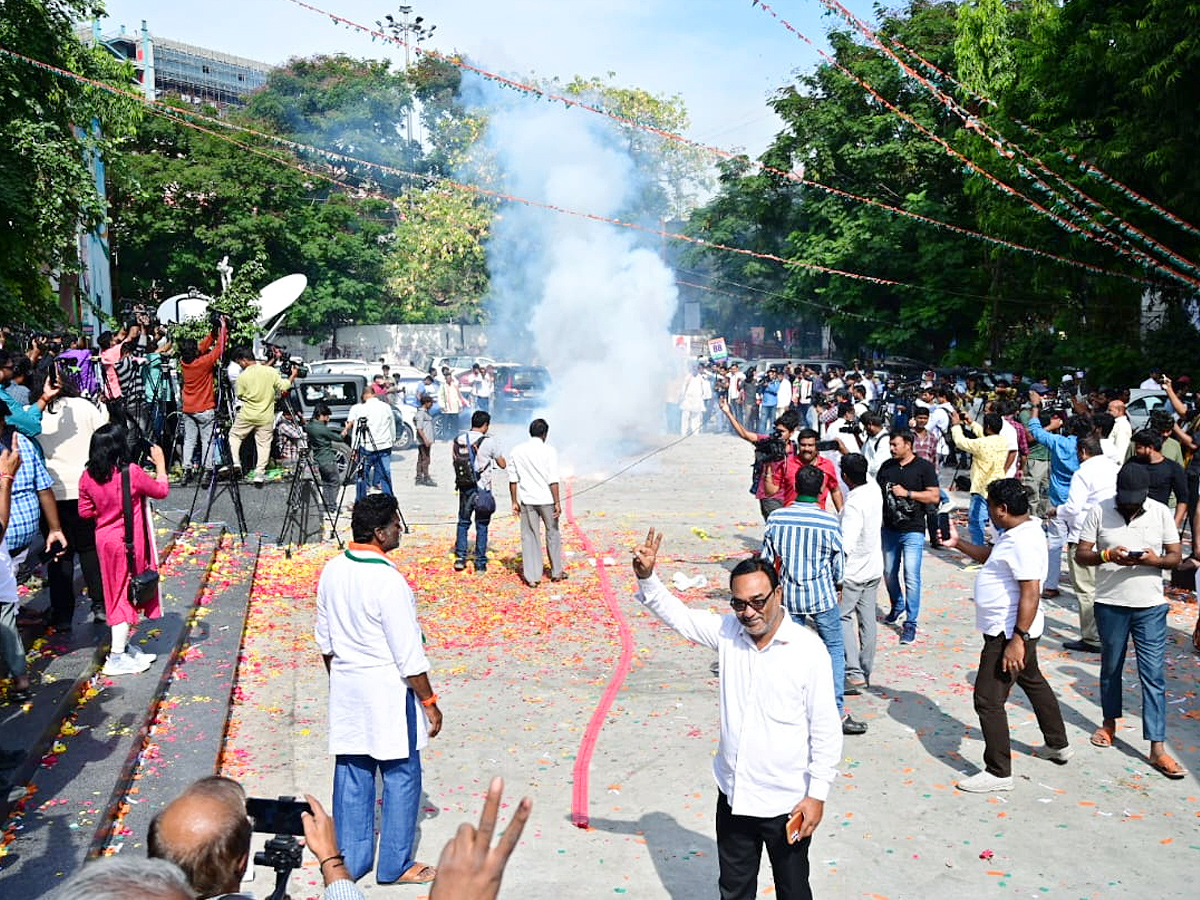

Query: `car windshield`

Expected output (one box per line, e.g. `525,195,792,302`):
509,371,548,390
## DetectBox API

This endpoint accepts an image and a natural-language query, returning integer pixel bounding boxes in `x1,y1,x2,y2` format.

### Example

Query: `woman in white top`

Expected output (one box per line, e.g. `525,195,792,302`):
33,367,108,629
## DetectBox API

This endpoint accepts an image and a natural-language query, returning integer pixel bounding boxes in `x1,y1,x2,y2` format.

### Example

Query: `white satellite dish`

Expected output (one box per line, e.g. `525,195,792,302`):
158,292,212,324
257,273,307,326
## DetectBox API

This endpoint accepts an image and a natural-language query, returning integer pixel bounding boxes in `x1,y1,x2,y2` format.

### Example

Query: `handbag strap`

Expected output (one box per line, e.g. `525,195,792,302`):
121,465,138,580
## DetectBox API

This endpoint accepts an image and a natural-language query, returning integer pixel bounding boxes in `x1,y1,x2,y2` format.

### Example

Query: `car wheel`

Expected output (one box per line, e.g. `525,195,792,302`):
335,443,354,484
393,422,415,452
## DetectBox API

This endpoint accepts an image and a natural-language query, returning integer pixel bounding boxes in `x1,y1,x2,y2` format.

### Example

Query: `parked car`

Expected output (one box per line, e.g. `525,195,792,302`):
492,365,552,422
293,373,415,450
421,355,496,377
1126,388,1171,433
306,359,377,379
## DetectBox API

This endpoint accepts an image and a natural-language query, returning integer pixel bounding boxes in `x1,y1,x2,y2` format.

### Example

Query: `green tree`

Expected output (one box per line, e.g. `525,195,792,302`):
0,0,141,326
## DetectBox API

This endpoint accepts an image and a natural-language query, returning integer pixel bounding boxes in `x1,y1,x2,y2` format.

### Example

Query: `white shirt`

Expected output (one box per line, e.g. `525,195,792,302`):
315,548,431,759
508,437,559,506
795,377,812,404
1000,419,1020,477
862,429,889,478
1139,378,1160,390
1059,454,1119,543
776,377,792,411
727,370,745,401
679,374,706,412
972,518,1047,638
38,398,109,501
1110,415,1132,460
841,482,883,584
1080,498,1179,608
346,396,396,451
926,404,950,442
636,575,842,816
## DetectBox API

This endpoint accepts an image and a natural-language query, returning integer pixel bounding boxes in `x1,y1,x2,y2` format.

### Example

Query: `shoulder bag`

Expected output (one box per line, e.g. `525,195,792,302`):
121,466,159,607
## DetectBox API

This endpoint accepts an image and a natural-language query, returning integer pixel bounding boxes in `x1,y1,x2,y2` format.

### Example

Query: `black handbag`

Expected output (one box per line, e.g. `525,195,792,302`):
121,466,159,606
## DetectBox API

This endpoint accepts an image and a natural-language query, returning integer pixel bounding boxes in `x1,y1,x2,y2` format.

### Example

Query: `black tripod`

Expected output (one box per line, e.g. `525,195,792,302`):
185,367,247,541
277,396,344,555
335,416,409,534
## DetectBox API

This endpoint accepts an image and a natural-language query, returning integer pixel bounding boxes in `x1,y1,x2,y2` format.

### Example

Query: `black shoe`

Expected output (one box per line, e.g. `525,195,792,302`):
475,563,487,573
842,714,868,736
425,479,437,488
1063,639,1102,653
453,559,467,572
844,681,863,696
883,605,903,625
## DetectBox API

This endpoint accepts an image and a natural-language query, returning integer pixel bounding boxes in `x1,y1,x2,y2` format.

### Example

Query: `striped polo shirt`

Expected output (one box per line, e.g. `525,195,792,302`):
761,502,843,616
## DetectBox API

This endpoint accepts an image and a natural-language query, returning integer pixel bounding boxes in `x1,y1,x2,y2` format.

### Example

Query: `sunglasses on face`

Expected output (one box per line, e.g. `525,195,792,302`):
729,596,770,613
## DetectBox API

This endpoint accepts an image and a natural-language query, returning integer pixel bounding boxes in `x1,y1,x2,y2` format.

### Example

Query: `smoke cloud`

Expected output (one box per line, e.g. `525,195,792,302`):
462,77,680,470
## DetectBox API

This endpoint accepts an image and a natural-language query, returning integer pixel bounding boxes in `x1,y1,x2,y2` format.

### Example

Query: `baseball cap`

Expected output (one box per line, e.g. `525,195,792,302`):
1030,383,1051,395
1115,463,1150,506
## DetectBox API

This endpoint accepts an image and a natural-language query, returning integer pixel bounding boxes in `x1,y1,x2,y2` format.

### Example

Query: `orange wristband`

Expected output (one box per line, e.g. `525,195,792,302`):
420,694,438,707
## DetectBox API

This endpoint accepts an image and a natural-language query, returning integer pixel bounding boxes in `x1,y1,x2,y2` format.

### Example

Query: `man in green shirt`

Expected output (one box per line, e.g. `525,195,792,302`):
1020,405,1052,518
228,347,296,484
304,402,346,512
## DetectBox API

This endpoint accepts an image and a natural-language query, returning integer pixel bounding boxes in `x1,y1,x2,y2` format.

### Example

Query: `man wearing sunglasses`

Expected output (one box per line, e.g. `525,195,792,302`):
632,528,842,900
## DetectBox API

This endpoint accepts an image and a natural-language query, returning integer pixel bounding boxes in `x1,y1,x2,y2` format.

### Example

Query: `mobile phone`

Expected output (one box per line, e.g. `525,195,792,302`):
1125,550,1145,559
39,539,67,563
937,512,951,542
245,796,311,835
786,808,805,844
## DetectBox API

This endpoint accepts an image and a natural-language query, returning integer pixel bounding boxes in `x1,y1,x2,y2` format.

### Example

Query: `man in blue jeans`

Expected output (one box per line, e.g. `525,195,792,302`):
1075,462,1188,780
876,430,942,644
343,388,395,501
453,410,506,573
762,464,868,735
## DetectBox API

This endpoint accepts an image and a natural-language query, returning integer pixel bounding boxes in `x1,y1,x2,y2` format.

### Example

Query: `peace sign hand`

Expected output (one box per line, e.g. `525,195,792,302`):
632,528,663,579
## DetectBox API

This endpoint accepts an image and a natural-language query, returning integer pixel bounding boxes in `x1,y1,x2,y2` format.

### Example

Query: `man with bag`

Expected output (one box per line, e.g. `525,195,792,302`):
451,411,505,573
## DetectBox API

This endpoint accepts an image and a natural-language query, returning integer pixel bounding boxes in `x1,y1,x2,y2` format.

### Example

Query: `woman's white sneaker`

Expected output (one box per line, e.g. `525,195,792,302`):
103,652,152,676
127,644,157,665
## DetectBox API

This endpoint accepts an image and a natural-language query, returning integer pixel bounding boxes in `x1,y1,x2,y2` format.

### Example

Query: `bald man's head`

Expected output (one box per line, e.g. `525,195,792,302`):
1108,399,1126,417
148,782,251,899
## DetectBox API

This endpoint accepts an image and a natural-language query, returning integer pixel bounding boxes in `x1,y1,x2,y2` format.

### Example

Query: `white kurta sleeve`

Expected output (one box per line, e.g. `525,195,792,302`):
378,574,430,677
636,574,722,650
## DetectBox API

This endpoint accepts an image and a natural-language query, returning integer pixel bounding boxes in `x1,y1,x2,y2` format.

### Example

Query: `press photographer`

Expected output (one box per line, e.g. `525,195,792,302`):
718,395,800,522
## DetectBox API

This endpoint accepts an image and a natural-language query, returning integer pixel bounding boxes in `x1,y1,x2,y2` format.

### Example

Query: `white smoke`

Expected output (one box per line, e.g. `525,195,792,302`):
465,79,680,470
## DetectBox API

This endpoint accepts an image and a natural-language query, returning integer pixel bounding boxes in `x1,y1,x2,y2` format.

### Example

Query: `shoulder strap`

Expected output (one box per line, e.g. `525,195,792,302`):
121,466,138,575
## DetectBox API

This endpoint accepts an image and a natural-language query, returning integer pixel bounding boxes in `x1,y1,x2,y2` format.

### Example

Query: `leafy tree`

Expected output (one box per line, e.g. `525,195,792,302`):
0,0,141,326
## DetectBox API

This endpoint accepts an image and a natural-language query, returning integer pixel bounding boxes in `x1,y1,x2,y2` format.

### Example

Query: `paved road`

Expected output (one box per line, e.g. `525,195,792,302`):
211,427,1200,900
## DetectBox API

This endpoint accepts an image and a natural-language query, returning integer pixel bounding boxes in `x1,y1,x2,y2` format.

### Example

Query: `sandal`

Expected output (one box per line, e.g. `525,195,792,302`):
1150,754,1187,780
1090,725,1116,748
395,863,437,884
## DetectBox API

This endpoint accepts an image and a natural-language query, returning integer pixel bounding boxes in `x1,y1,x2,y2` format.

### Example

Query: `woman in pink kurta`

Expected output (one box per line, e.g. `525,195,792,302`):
78,424,169,675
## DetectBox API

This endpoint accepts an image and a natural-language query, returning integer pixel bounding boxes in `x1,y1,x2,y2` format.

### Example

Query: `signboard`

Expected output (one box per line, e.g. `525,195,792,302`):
707,337,728,360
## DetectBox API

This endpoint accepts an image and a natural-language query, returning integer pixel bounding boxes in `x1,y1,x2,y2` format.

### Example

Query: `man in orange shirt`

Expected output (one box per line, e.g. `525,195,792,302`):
177,316,227,483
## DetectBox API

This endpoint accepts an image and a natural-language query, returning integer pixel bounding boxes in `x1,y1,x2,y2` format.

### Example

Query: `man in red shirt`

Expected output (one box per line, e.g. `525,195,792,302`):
177,317,227,483
796,429,844,512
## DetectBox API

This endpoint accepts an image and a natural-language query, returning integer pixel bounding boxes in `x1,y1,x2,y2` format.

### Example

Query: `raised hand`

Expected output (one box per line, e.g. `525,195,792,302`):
430,777,531,900
632,528,663,579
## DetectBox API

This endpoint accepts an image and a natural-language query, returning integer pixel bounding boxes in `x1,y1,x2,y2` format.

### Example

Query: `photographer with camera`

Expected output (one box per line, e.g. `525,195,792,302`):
718,395,799,522
228,347,297,486
1027,392,1091,598
178,315,228,483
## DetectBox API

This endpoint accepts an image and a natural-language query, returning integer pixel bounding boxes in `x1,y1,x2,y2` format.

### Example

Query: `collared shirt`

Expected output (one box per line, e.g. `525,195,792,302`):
346,397,396,452
454,431,503,491
1080,498,1179,608
315,543,430,759
761,502,843,615
951,426,1010,497
38,397,109,501
1026,419,1079,506
1110,415,1132,460
635,574,842,816
1,431,53,552
1059,454,1119,543
973,518,1047,638
861,429,889,478
911,428,938,466
508,437,559,506
841,481,884,584
235,364,292,426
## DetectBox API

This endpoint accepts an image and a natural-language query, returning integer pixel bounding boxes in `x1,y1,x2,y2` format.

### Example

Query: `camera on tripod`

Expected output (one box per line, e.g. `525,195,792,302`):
246,796,310,900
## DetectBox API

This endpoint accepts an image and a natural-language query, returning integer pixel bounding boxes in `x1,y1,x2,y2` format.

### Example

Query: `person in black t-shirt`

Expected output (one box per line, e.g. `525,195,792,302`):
1131,429,1189,530
876,430,942,645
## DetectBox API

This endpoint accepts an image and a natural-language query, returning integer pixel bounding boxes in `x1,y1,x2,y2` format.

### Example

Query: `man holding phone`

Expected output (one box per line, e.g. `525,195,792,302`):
632,529,842,900
1075,462,1187,779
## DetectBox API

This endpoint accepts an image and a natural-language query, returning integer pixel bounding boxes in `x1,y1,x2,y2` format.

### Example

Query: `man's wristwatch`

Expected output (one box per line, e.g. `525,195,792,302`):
1012,627,1032,641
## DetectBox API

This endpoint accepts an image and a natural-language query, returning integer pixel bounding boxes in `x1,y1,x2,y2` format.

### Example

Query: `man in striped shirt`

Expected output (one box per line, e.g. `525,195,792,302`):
762,465,868,736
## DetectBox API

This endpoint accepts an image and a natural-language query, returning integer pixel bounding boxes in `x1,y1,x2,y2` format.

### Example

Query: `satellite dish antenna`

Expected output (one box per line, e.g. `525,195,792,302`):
158,289,212,324
256,273,307,347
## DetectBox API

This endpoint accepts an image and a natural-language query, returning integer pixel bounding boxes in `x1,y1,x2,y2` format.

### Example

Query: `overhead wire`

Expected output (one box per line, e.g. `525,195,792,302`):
276,0,1153,287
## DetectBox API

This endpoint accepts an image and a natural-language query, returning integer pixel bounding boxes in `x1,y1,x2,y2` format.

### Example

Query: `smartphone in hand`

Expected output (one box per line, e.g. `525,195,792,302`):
786,808,804,844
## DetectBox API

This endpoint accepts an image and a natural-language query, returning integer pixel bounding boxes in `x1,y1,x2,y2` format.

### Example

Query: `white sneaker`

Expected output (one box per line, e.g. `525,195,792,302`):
957,771,1013,793
127,643,158,665
103,652,152,676
1040,745,1074,765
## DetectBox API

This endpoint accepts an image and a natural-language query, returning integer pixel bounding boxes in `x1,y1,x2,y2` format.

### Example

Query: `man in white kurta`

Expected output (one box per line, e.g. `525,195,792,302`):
507,418,564,586
315,494,442,886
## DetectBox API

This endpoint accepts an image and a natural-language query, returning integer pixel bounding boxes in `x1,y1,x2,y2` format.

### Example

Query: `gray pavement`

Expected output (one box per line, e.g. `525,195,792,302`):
210,428,1200,900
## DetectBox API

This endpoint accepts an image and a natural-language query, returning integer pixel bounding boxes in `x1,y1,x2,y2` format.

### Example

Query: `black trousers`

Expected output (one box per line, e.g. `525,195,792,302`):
43,499,104,626
974,633,1068,777
716,791,811,900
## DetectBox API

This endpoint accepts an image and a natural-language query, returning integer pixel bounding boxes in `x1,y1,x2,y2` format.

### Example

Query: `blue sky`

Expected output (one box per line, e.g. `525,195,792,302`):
94,0,882,156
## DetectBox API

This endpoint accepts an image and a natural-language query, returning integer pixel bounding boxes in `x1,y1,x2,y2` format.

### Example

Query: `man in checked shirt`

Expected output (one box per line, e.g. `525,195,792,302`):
762,464,869,736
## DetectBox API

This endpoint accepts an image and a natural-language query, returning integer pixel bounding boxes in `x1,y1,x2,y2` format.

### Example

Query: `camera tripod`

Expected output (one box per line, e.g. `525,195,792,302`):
184,367,247,542
336,416,409,534
254,832,304,900
277,394,345,555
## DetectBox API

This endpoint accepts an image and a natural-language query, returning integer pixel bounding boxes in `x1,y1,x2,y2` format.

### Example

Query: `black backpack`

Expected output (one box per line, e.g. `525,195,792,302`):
452,432,485,490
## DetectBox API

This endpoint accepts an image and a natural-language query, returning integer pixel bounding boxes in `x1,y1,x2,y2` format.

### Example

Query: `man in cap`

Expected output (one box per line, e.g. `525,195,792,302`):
1075,462,1186,779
